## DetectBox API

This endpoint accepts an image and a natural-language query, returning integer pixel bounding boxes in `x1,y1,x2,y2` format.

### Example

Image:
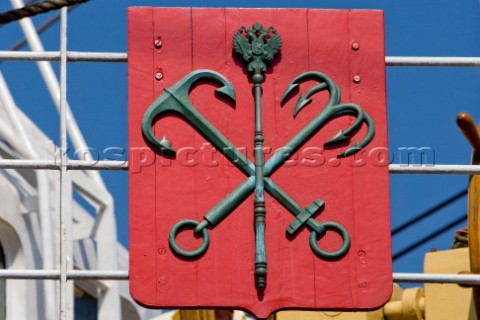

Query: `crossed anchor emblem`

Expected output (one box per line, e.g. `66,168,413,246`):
141,23,375,290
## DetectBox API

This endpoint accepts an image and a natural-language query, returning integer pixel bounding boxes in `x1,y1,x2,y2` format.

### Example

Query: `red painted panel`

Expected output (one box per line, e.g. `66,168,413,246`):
129,8,391,318
128,7,156,306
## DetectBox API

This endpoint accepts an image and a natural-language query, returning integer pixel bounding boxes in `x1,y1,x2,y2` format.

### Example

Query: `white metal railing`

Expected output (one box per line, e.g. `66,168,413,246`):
0,51,127,62
0,269,480,286
389,164,480,174
0,270,479,286
59,9,69,318
1,5,480,320
0,160,479,174
2,1,122,318
1,51,480,66
393,273,480,285
386,56,480,67
0,159,128,170
0,270,128,280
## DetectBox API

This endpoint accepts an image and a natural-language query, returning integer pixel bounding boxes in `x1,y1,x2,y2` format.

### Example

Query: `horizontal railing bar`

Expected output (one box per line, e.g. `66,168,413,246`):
0,270,60,279
66,51,127,62
0,270,478,284
393,273,480,285
69,270,129,280
386,56,480,67
1,51,480,66
389,164,480,174
0,159,128,170
0,51,127,62
0,270,129,280
1,161,479,174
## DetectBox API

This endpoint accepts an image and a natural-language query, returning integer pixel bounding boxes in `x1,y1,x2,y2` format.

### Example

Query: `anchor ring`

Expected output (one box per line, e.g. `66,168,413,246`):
309,221,350,260
169,220,210,258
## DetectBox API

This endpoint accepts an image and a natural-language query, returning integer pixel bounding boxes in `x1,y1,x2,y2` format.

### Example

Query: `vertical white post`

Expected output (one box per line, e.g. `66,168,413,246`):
66,173,74,318
59,7,72,320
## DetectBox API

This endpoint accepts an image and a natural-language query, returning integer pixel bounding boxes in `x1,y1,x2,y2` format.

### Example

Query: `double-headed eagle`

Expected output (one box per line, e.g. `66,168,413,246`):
233,23,282,73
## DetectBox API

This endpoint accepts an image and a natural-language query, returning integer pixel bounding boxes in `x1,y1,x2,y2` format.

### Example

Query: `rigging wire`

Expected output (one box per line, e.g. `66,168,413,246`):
6,6,75,52
391,188,467,235
0,0,88,25
0,0,36,30
392,213,467,261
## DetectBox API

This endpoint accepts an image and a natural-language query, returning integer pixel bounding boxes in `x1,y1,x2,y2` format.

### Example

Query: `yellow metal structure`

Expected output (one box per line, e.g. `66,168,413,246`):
382,287,424,320
424,248,476,319
275,310,383,320
173,310,216,320
274,285,423,320
457,112,480,317
173,310,250,320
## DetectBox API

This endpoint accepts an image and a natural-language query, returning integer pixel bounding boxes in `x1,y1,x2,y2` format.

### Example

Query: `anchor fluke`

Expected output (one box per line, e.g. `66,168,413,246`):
280,82,299,105
293,94,312,118
215,82,236,102
141,69,237,158
337,141,361,158
324,129,350,147
158,135,175,155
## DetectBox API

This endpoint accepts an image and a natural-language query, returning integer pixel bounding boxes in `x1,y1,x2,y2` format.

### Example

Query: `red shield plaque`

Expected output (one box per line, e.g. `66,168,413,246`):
129,8,391,318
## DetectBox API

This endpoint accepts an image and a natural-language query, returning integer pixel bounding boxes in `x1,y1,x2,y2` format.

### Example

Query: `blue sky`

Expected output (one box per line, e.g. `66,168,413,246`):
1,0,480,280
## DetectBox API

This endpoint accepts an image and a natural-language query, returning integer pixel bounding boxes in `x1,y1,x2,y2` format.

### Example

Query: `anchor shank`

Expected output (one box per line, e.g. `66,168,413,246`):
253,74,267,289
233,23,281,290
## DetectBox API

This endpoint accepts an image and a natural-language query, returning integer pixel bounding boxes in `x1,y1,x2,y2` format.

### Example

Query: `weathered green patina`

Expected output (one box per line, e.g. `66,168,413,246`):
232,23,282,73
234,23,282,289
141,24,375,291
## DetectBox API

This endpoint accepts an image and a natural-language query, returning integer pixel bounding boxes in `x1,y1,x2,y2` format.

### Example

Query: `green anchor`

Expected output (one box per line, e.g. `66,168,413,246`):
141,23,375,290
